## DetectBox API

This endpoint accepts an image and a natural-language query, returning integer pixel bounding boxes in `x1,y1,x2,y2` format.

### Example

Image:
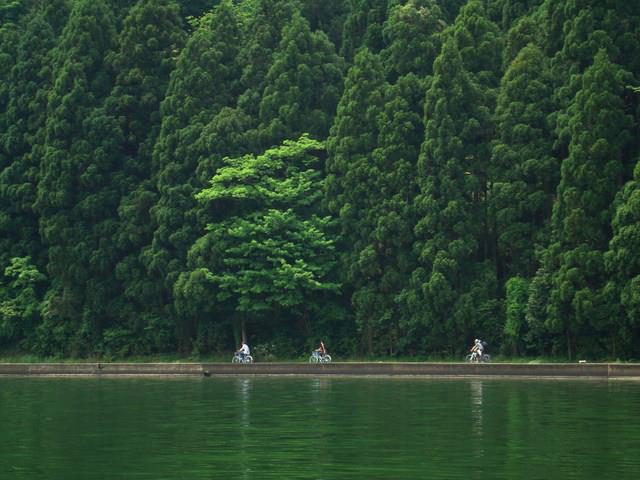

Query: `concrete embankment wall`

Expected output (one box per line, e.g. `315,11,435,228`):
0,363,203,376
1,362,640,378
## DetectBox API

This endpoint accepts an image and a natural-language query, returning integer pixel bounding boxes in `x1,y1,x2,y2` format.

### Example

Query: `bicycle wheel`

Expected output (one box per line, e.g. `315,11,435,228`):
309,354,319,363
321,354,332,363
232,355,241,363
244,355,253,364
465,354,473,363
482,354,491,363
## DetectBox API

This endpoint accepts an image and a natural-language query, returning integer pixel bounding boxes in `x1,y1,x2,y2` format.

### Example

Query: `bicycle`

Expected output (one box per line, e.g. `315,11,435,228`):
232,352,254,364
466,352,490,363
309,351,332,363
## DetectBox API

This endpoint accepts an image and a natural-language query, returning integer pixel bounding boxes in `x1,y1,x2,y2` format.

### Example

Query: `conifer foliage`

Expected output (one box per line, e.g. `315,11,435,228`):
0,0,639,359
34,0,118,355
107,0,186,355
545,50,634,358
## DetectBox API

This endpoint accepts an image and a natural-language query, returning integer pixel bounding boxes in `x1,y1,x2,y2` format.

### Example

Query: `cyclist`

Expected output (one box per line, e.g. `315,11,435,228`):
470,338,484,361
315,340,327,357
236,341,250,362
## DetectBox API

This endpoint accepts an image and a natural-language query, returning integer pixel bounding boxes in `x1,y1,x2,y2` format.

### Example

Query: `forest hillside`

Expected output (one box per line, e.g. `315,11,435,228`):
1,0,639,360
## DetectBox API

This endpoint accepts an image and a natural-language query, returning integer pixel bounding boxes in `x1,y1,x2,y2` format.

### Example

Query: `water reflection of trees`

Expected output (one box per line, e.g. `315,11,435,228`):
470,380,484,437
235,378,252,480
309,377,332,478
470,380,485,463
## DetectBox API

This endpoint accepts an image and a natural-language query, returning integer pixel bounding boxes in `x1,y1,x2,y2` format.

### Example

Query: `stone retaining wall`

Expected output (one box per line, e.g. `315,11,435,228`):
1,362,639,378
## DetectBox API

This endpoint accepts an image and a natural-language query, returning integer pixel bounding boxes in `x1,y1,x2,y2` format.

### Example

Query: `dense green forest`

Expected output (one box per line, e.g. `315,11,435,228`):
1,0,639,360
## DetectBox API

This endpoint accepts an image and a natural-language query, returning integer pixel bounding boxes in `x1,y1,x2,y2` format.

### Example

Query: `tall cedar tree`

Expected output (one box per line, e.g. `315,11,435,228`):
236,0,298,125
350,0,444,354
408,36,497,356
354,74,424,355
545,50,633,359
147,1,242,351
103,0,186,355
528,0,639,357
0,4,34,348
193,0,247,183
491,44,556,282
0,0,68,351
450,0,502,269
552,0,640,163
605,160,640,358
257,11,344,149
0,15,20,267
381,0,444,80
453,0,502,90
0,5,65,275
326,49,386,353
34,0,118,355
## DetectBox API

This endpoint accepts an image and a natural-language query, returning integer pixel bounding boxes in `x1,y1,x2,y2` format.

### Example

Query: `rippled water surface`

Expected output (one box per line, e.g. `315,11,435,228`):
1,376,639,479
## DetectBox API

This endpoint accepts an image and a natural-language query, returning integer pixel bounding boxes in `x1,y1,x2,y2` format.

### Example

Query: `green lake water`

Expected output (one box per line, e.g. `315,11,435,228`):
1,376,639,479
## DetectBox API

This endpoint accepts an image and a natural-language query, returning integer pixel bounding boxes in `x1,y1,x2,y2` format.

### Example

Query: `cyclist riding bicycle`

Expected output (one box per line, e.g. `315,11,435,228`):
470,338,484,361
236,341,250,362
310,340,331,363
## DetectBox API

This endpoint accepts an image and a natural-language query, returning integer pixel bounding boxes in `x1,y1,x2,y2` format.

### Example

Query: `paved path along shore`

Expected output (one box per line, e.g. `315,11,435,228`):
1,362,639,378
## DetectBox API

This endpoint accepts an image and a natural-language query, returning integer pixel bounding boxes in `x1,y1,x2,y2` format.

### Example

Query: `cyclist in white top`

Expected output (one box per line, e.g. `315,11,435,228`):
236,342,250,361
470,339,484,361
